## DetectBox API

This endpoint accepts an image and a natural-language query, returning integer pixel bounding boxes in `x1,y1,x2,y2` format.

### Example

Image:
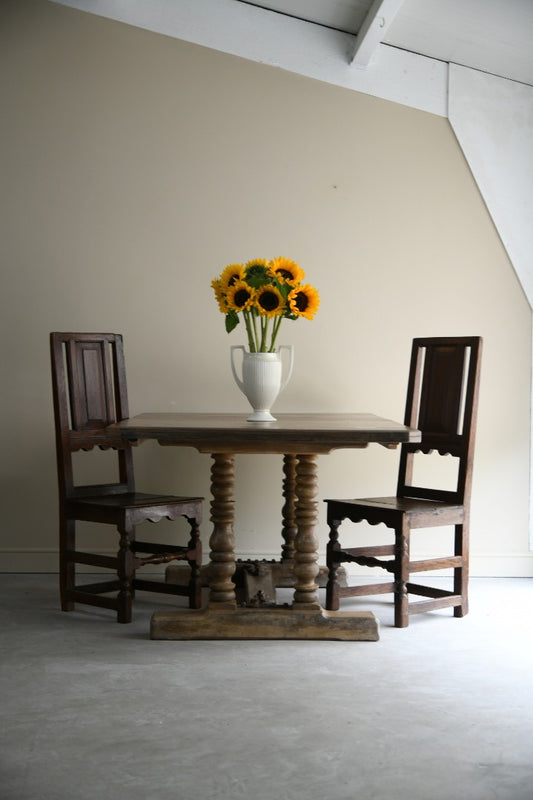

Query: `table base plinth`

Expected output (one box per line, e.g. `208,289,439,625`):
150,602,379,641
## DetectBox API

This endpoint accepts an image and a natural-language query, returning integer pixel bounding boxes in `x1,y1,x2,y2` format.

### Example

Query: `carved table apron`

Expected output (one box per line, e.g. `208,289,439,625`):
108,413,421,640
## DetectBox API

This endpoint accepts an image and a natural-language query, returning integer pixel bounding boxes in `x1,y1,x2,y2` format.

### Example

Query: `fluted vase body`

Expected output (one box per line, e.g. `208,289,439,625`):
230,345,294,422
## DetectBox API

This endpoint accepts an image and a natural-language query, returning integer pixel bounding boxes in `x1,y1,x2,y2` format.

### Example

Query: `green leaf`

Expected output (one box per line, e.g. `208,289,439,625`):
225,310,239,333
245,265,270,288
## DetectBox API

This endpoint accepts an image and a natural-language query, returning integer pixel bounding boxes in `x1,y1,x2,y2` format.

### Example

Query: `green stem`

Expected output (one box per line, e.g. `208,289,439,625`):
251,310,260,352
269,316,283,351
244,310,256,352
259,316,268,352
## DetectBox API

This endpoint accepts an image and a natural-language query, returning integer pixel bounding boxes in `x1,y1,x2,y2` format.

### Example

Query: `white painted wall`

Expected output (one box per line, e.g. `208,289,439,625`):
50,1,532,303
51,0,533,552
2,0,532,576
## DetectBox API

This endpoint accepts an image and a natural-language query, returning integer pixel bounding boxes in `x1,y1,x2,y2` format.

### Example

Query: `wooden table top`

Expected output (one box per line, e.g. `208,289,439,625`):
108,412,421,454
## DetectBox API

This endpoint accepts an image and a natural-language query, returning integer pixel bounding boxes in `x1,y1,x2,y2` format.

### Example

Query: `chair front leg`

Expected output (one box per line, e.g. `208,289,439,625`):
325,516,343,611
394,520,410,628
453,522,469,617
117,522,136,623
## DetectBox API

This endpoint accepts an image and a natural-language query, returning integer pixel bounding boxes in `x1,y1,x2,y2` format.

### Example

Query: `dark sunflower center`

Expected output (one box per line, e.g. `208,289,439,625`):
294,291,309,311
277,269,293,280
259,291,280,311
234,288,251,308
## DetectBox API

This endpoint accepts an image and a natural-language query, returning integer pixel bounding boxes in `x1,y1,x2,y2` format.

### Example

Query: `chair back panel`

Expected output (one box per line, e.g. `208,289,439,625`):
398,336,482,504
50,332,134,499
418,344,466,436
69,339,117,430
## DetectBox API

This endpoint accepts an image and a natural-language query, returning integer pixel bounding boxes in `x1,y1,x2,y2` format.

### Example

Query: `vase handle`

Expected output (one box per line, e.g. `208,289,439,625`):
230,345,246,392
278,345,294,392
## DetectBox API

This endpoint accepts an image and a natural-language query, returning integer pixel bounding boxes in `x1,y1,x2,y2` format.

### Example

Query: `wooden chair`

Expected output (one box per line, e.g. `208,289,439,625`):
50,332,203,623
325,336,482,627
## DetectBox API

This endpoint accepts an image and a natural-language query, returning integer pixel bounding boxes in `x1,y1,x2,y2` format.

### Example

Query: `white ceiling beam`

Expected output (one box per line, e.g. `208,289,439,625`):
350,0,405,68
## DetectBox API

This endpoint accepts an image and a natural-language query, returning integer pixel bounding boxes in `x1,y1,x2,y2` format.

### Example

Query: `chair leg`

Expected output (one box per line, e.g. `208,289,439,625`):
325,517,342,611
60,518,75,611
394,522,410,628
453,523,469,618
117,524,136,623
186,517,202,610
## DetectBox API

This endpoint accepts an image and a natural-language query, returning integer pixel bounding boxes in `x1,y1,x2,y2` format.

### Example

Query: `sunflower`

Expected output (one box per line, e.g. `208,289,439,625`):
219,263,245,292
256,285,285,317
211,278,227,313
212,255,320,352
269,256,304,285
288,284,320,320
226,280,255,312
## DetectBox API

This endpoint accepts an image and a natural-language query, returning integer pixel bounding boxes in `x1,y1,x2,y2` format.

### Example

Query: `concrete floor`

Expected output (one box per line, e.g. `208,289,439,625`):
1,575,532,800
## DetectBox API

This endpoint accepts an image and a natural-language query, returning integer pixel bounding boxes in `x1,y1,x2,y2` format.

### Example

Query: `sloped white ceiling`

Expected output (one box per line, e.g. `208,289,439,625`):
241,0,533,86
449,66,533,306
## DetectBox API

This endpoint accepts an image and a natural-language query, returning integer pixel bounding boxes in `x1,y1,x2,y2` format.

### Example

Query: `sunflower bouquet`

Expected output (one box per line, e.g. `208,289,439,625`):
211,257,320,353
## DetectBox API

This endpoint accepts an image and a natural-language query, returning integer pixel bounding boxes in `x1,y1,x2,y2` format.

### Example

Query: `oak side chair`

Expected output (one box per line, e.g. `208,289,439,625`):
324,336,482,628
50,332,203,623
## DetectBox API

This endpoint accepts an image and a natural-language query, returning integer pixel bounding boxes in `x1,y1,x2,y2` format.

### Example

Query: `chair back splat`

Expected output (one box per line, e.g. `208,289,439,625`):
398,337,481,505
50,332,203,623
324,336,482,628
52,333,133,499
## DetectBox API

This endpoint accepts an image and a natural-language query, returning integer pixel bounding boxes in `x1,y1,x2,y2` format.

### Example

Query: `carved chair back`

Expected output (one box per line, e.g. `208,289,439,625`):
397,336,482,506
50,332,134,501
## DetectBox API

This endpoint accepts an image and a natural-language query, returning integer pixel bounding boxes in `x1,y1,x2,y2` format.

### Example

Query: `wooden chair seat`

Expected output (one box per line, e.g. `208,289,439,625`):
328,497,465,526
325,336,482,628
67,492,202,516
50,332,204,623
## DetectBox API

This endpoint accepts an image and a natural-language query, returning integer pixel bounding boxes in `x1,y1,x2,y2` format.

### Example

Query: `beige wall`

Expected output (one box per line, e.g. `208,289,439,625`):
1,0,531,575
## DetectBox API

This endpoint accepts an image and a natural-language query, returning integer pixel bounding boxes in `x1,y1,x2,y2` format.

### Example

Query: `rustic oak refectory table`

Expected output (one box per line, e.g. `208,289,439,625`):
108,413,421,641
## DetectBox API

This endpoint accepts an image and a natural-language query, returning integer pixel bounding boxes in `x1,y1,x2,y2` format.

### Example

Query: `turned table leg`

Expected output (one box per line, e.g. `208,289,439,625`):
281,454,298,562
208,453,236,605
293,453,320,606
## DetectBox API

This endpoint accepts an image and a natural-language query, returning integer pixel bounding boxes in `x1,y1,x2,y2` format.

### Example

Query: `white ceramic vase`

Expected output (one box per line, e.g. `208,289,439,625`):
230,345,294,422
